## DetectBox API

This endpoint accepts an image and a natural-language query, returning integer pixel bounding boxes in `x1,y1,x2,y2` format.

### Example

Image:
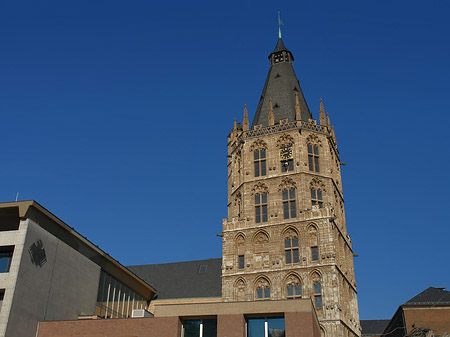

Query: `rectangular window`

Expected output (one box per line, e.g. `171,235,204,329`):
254,149,267,177
308,144,320,172
182,318,217,337
311,189,323,208
0,289,4,312
255,193,268,223
0,246,14,273
247,317,285,337
239,255,245,269
282,189,296,219
311,246,319,261
281,159,294,172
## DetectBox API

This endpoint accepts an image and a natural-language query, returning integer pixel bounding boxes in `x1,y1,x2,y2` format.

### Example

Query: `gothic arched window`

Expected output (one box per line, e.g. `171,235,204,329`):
255,277,270,299
254,149,267,177
282,188,296,219
255,193,268,223
284,231,299,264
308,144,320,172
311,188,323,208
311,273,323,308
285,274,302,299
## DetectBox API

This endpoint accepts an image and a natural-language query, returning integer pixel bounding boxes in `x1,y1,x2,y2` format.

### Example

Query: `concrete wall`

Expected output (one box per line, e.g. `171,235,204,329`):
0,219,28,337
5,219,101,337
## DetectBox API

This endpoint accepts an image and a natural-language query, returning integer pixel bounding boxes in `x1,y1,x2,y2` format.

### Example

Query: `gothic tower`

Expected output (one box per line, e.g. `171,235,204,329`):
222,37,361,337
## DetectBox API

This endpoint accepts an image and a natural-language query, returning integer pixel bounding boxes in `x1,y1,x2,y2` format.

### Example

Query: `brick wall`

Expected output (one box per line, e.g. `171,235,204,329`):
37,317,181,337
217,314,245,337
404,307,450,335
285,312,320,337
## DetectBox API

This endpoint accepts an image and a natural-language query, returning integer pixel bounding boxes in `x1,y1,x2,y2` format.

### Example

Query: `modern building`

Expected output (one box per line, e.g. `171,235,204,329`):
0,200,156,337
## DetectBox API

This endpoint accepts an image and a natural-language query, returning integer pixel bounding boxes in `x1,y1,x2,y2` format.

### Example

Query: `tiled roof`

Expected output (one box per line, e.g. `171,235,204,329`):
361,320,390,336
128,258,222,299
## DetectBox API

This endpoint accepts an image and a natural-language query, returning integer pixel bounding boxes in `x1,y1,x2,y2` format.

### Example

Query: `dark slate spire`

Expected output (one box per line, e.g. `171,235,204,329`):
251,38,312,128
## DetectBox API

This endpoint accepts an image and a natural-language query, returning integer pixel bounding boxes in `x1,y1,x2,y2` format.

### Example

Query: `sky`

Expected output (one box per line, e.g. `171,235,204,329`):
1,0,449,321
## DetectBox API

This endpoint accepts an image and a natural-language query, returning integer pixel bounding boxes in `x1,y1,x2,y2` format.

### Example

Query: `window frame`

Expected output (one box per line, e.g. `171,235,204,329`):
311,246,319,262
311,188,323,208
254,149,267,177
255,192,268,223
308,144,320,172
313,281,322,308
0,246,14,273
282,188,297,219
284,236,299,264
246,316,285,337
238,255,245,269
182,318,217,337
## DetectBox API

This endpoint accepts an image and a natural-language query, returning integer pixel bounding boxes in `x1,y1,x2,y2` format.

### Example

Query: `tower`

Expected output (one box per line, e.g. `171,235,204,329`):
222,37,361,337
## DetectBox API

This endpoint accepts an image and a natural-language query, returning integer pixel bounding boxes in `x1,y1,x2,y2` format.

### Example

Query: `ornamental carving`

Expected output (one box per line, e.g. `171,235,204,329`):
310,177,326,191
255,276,270,288
253,231,269,245
278,177,297,191
235,233,245,246
285,273,301,286
276,134,294,147
250,139,267,151
252,182,269,195
306,134,322,146
283,227,298,239
235,278,246,301
311,271,322,282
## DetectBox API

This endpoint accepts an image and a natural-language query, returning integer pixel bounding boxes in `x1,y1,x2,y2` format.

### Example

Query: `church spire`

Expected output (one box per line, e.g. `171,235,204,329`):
251,35,312,129
319,98,327,125
242,104,249,131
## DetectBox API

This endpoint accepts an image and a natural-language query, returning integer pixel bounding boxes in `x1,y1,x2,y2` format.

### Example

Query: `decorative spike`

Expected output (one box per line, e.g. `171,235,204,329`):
243,104,249,131
233,117,237,130
319,98,327,125
326,113,331,126
268,99,275,126
295,92,302,121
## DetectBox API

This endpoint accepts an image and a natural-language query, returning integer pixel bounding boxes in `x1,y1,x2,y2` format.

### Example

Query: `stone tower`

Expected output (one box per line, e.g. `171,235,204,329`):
222,37,361,337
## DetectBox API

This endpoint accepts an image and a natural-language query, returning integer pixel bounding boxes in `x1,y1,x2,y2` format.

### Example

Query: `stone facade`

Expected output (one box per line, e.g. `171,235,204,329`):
222,112,361,335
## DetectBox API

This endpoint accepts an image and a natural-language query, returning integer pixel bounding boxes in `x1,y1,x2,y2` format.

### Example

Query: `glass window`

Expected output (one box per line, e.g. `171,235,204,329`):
311,188,323,208
0,289,4,312
282,189,296,219
0,246,14,273
182,318,217,337
284,236,299,264
314,281,322,308
254,149,267,177
308,144,320,172
311,246,319,261
255,193,268,223
239,255,245,269
183,319,201,337
247,317,285,337
256,284,270,299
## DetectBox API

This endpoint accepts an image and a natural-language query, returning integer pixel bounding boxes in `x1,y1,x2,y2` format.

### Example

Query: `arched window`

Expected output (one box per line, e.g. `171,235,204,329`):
235,278,246,301
255,193,268,223
308,144,320,172
311,188,323,208
255,278,270,299
284,231,299,264
282,188,296,219
285,275,302,299
254,149,267,177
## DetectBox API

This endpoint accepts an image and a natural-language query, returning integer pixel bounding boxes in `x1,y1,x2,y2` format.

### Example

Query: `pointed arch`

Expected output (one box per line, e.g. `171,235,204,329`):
235,232,246,246
284,272,302,299
307,224,319,262
234,277,247,301
254,275,271,300
310,270,323,309
276,133,295,148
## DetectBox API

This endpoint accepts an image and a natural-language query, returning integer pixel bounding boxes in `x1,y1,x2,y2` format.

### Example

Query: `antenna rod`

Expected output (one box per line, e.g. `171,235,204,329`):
278,11,283,38
15,192,19,201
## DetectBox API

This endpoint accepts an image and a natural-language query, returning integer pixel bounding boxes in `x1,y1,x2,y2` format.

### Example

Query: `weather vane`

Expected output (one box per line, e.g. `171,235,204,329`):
278,11,284,38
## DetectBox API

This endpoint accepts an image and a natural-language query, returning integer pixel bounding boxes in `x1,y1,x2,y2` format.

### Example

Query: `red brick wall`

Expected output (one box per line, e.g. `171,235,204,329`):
285,312,320,337
217,314,245,337
404,307,450,335
37,317,181,337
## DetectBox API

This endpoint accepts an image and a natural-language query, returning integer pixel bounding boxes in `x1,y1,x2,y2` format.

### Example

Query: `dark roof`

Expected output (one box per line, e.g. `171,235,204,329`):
272,38,289,53
251,38,312,128
361,320,390,336
127,258,222,299
404,287,450,306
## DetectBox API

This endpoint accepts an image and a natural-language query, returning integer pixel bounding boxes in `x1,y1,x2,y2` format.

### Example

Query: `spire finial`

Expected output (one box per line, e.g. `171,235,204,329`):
278,11,283,39
319,98,327,125
243,104,249,131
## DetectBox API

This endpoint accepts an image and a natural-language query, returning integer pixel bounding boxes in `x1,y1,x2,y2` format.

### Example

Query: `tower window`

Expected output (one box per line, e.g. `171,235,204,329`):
311,246,319,261
238,255,245,269
282,188,296,219
0,246,14,273
314,282,322,308
256,285,270,299
255,193,268,223
286,275,302,299
254,149,266,177
308,144,320,172
311,189,323,208
284,236,299,264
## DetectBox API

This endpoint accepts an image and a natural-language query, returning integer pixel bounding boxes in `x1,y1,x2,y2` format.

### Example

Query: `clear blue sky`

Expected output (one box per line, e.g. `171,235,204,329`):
1,0,449,321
